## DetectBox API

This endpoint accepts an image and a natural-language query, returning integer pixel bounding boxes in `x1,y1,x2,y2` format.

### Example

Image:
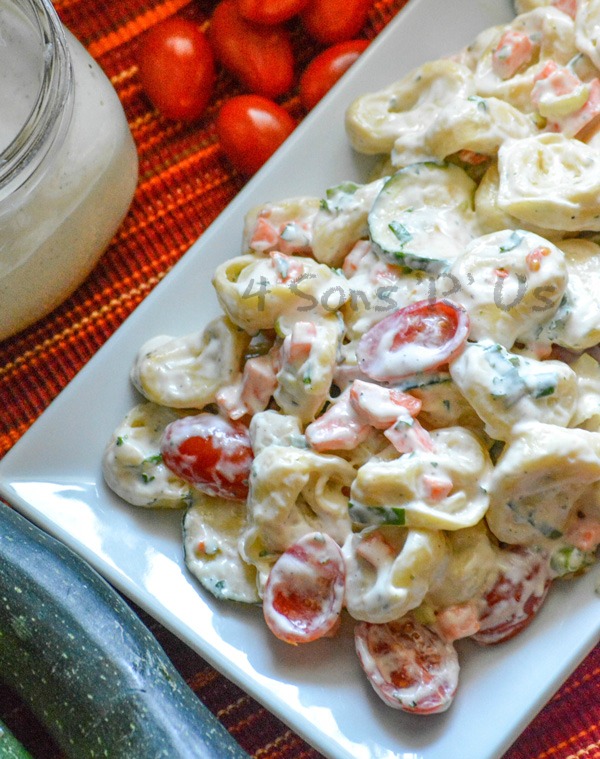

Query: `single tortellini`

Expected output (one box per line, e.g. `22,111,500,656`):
450,228,567,348
212,253,349,333
474,8,578,111
415,95,536,165
241,444,355,566
311,177,387,267
425,522,498,608
474,161,565,240
130,316,249,409
349,427,493,531
102,402,192,509
342,525,448,624
242,196,320,255
497,133,600,231
344,59,474,161
183,495,259,603
486,420,600,547
274,315,342,423
450,340,578,440
538,238,600,351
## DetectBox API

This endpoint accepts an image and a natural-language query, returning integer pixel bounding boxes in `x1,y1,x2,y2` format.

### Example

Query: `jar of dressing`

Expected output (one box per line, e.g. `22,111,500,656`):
0,0,138,341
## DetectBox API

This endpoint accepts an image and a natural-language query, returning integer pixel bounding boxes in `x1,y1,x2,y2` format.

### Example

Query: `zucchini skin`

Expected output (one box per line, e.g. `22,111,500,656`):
0,502,249,759
0,718,33,759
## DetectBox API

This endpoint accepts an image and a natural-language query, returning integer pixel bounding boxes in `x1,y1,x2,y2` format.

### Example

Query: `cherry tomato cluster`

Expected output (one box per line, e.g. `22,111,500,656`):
135,0,374,176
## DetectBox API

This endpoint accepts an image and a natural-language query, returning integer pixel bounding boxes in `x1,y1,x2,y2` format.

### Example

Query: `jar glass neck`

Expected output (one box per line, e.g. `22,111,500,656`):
0,0,73,197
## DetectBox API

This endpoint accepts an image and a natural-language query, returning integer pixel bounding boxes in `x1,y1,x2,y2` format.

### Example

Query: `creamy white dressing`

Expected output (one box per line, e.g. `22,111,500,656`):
103,0,600,716
0,2,40,151
0,1,138,339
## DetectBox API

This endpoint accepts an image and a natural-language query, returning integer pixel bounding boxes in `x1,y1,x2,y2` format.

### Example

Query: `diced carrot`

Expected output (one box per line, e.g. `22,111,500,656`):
287,321,317,363
250,216,280,250
421,473,453,502
305,389,371,451
241,354,277,414
384,417,434,454
349,379,421,429
355,530,396,566
492,29,535,80
435,602,480,642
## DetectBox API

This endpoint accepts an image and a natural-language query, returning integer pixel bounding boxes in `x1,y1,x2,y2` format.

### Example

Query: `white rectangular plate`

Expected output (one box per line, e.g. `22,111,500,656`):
2,1,599,757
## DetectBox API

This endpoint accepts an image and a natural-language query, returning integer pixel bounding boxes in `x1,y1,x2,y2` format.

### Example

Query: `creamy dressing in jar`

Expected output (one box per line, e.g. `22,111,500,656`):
0,0,138,340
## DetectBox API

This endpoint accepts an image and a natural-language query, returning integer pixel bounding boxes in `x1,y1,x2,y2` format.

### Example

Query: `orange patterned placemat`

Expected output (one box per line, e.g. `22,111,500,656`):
0,0,599,757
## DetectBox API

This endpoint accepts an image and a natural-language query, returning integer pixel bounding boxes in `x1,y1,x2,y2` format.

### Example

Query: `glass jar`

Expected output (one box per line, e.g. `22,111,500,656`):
0,0,139,341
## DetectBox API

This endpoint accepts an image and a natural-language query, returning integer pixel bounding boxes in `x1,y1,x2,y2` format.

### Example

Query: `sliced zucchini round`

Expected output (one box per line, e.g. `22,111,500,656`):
367,161,476,273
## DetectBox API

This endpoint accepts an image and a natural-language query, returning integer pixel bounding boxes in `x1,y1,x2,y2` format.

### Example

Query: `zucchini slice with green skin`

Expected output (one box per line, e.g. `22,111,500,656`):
367,161,476,273
0,719,33,759
0,502,249,759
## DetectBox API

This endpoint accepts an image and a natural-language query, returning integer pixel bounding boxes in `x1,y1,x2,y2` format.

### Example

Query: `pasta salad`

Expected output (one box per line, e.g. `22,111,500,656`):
103,0,600,715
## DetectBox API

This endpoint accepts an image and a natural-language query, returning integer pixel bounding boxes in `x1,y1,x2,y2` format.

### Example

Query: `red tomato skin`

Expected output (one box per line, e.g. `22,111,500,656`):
236,0,310,25
357,299,470,383
137,17,216,122
355,617,460,714
299,39,369,111
263,532,346,644
472,547,552,645
216,95,296,175
301,0,374,44
210,0,295,98
160,413,253,501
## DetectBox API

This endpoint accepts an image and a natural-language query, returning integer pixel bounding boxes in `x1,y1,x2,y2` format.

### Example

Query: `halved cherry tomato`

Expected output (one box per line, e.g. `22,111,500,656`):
472,547,552,645
136,17,216,122
209,0,295,98
300,0,374,44
299,39,369,111
263,532,346,644
355,616,460,714
236,0,310,25
215,94,296,176
160,413,253,501
357,299,470,383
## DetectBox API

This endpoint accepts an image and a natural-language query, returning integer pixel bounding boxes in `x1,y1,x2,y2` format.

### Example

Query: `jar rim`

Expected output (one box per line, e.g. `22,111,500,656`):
0,0,73,194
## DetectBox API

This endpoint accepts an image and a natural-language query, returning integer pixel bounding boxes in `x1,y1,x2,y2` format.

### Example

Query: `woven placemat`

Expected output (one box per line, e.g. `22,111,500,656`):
0,0,598,756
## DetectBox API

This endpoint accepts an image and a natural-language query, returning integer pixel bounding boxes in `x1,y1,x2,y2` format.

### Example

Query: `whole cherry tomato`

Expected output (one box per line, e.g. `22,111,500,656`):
210,0,295,98
355,616,460,714
136,17,216,122
472,547,552,645
263,532,346,644
236,0,310,25
215,94,296,176
299,39,369,111
160,413,253,501
357,299,470,383
301,0,374,44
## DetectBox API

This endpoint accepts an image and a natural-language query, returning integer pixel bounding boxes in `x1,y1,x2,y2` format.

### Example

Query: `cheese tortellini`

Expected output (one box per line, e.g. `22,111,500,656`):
350,427,493,531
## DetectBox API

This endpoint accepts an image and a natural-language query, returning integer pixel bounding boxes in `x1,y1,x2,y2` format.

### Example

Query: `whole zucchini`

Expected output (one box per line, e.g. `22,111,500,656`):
0,502,249,759
0,718,32,759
